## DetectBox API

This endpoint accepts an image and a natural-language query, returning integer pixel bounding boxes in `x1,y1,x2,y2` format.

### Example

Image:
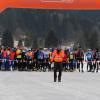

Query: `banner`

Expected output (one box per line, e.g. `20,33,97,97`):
0,0,100,12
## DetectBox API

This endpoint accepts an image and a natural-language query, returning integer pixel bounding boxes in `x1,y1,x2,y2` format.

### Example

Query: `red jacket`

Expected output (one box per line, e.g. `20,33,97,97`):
2,50,7,58
10,52,15,60
63,53,68,62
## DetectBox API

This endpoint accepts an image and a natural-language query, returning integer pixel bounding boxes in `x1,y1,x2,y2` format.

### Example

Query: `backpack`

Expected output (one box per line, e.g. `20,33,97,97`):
77,50,82,58
87,52,92,60
37,51,44,60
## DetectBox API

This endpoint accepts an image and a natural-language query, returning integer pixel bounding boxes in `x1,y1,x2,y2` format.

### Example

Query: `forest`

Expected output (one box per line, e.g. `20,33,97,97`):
0,9,100,49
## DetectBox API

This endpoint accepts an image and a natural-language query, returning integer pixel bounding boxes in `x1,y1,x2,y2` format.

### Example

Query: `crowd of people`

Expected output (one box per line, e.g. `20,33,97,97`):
0,47,99,73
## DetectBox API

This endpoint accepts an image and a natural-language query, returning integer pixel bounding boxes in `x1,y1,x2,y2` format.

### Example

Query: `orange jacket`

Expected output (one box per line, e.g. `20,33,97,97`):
52,49,64,62
16,49,21,55
49,52,53,62
27,51,33,58
27,51,34,59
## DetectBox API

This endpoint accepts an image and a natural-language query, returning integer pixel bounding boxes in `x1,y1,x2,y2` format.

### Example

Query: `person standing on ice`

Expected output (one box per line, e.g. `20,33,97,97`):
92,48,100,72
75,48,84,72
85,49,93,72
51,47,64,82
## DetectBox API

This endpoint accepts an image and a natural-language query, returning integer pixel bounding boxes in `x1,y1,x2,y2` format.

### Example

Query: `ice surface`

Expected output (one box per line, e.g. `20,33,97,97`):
0,71,100,100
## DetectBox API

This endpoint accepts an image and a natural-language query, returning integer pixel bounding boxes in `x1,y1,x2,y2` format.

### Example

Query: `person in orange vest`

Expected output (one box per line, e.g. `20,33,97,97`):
52,47,64,82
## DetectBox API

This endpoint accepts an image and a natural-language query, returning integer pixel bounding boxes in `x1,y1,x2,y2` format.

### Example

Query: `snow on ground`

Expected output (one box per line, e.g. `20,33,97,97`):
0,71,100,100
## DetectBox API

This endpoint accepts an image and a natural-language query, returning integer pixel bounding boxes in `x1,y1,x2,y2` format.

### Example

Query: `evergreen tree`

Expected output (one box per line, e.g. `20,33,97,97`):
2,30,14,47
83,31,99,49
89,31,99,49
31,38,38,49
18,40,23,47
45,30,58,48
25,38,31,47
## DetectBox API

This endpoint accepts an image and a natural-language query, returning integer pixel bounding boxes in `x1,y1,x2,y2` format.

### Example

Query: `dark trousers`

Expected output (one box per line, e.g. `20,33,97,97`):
77,61,83,72
69,59,73,71
62,62,67,71
27,60,33,71
93,60,99,72
76,58,84,72
54,62,63,82
87,61,92,72
37,59,44,70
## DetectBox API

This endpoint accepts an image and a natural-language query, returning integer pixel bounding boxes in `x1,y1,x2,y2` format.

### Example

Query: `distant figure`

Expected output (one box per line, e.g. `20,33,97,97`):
85,49,93,72
75,48,84,72
93,48,100,72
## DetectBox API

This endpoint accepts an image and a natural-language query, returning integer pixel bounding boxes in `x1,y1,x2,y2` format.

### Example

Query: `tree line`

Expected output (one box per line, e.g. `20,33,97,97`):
1,29,99,49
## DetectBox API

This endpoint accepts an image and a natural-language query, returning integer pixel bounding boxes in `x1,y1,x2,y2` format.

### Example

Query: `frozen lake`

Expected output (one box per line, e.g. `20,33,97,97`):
0,72,100,100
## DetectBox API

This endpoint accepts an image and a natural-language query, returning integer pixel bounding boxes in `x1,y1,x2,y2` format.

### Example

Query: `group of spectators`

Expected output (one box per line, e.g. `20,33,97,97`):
0,47,99,72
